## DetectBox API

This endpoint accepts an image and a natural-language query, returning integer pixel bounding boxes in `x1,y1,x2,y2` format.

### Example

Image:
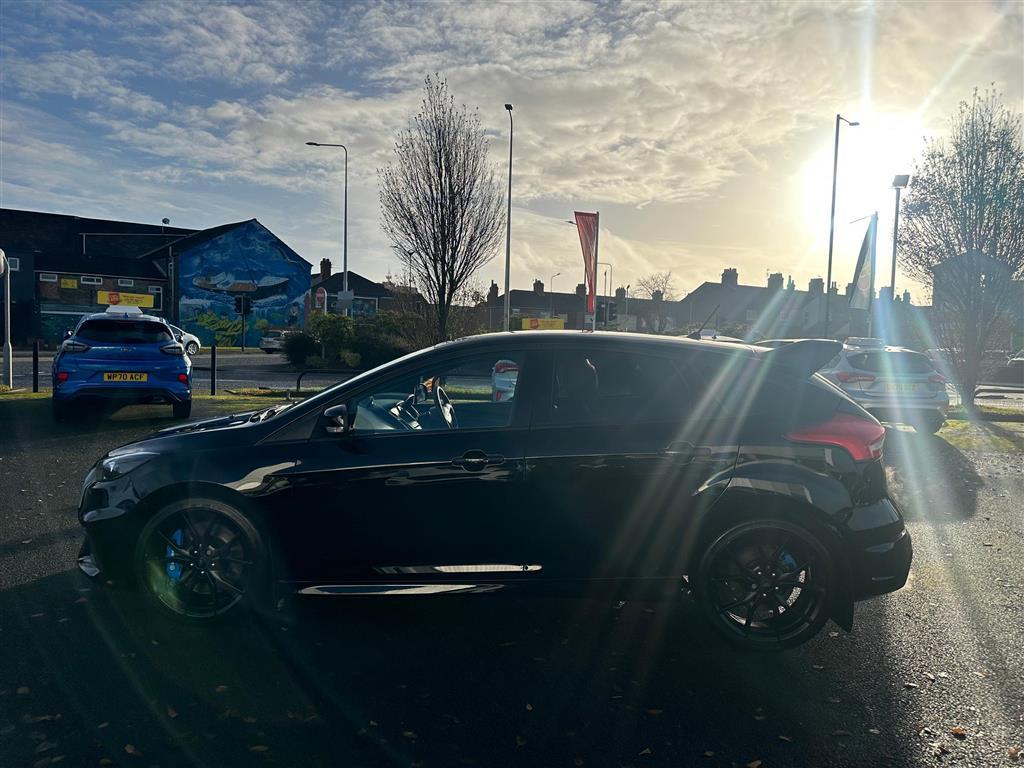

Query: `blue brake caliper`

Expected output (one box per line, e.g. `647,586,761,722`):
166,529,184,581
779,551,798,574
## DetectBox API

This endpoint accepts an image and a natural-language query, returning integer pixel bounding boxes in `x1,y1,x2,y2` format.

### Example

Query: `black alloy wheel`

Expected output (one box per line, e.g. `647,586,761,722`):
134,498,262,620
695,519,833,650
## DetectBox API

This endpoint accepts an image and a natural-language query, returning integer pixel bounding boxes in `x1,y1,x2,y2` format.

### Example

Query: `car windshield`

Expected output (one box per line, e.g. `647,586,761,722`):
77,319,172,344
848,351,935,374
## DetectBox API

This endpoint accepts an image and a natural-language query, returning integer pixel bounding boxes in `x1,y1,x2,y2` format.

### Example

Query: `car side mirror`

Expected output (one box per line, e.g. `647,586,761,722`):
63,329,73,340
323,404,350,435
175,333,183,342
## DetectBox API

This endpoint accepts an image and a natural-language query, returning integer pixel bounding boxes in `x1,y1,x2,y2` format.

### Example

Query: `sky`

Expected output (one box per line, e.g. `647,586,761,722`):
1,0,1021,304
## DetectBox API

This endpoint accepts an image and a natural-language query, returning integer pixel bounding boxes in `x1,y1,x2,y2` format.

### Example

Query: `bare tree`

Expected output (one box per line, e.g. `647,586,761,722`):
636,271,677,333
379,75,505,343
636,271,677,301
899,88,1024,407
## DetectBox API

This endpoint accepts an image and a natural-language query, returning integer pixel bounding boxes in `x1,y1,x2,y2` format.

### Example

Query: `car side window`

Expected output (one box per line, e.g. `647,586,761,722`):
549,348,683,426
350,352,524,435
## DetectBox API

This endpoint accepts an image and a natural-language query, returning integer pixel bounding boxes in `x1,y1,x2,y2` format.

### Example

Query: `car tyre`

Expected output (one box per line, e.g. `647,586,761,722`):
915,414,945,434
692,517,834,651
172,400,192,419
262,348,274,354
52,399,70,422
134,497,265,622
186,341,199,356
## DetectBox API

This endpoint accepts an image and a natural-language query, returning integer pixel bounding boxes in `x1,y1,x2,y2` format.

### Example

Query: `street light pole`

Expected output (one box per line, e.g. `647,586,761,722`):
306,141,349,307
597,261,612,328
549,271,560,314
0,249,11,388
891,174,910,301
503,104,514,332
823,113,859,338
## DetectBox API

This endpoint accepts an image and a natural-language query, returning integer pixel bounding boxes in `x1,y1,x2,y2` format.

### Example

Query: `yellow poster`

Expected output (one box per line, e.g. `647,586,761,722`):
96,290,154,308
521,317,565,330
60,278,78,289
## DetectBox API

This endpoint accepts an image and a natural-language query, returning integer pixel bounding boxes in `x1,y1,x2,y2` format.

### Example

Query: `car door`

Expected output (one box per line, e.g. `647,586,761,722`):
522,343,738,587
276,347,539,587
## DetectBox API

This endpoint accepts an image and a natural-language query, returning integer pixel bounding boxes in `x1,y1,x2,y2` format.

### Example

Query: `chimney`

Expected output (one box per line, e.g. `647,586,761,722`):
319,259,332,280
487,281,499,304
902,289,911,304
767,272,783,291
845,282,854,297
721,268,738,288
830,281,838,295
533,279,544,295
614,286,626,300
808,278,824,295
652,289,664,303
576,283,585,296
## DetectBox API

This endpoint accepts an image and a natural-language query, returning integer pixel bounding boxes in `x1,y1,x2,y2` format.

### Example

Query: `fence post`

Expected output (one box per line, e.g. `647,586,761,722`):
32,341,39,393
210,345,217,396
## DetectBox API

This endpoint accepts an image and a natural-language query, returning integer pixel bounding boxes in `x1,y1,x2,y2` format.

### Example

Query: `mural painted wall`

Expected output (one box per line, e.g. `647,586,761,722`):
177,221,311,347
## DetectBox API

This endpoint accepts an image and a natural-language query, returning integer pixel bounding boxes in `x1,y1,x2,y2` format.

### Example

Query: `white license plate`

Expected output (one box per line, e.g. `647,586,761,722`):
884,382,916,393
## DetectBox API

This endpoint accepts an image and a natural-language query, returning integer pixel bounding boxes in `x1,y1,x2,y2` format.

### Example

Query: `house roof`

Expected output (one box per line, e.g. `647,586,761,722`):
314,270,394,298
0,207,195,279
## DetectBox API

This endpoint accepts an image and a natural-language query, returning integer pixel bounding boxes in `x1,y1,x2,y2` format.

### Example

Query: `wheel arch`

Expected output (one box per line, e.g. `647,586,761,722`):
691,488,855,631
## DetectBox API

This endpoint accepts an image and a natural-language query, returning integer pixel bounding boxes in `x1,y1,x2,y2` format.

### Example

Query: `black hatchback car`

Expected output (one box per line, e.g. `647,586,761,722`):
78,332,911,650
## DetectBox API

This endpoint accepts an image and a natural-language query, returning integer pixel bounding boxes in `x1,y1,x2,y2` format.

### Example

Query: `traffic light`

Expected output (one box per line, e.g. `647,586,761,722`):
234,296,243,314
234,296,252,315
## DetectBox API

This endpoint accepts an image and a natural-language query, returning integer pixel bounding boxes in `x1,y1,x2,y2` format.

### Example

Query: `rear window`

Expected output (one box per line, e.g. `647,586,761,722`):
77,319,172,344
848,351,934,374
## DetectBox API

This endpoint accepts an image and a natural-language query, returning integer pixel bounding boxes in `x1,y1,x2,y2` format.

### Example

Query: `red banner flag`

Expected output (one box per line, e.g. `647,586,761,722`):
574,211,599,315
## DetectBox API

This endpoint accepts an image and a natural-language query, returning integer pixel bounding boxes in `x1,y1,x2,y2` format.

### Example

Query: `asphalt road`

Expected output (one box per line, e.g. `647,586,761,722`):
0,400,1021,767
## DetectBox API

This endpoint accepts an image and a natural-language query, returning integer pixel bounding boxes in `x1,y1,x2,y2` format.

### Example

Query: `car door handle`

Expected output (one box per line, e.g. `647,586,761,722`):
665,442,712,462
452,450,505,471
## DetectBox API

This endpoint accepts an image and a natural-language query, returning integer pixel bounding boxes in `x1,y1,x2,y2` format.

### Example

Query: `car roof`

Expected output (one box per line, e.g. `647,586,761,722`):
79,311,168,324
843,344,922,355
439,330,764,357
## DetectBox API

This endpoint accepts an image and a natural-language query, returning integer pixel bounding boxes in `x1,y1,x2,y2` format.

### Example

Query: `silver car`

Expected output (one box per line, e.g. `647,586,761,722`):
820,345,949,432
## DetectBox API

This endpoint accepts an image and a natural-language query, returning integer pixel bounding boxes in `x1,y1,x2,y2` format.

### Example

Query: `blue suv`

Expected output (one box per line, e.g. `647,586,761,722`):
52,306,192,420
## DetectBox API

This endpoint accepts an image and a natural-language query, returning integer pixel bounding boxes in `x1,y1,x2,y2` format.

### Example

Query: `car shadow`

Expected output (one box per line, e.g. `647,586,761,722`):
0,570,922,768
882,426,981,521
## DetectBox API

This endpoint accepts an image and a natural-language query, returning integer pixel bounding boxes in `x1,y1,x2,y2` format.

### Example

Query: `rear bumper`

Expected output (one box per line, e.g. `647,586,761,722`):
842,497,913,600
55,383,190,405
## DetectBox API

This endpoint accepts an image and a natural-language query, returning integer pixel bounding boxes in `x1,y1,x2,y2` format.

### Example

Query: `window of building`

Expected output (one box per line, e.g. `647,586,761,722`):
5,257,19,271
147,285,163,309
118,278,135,287
39,273,57,282
351,352,524,434
80,275,102,285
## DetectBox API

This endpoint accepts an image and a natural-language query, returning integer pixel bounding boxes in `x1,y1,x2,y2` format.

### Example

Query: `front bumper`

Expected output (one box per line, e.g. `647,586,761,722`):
842,497,913,600
77,466,147,585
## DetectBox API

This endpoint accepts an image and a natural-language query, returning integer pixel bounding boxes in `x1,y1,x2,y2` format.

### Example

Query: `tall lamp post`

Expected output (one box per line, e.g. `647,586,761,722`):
503,104,514,331
0,249,11,388
823,113,859,338
597,261,613,328
890,174,910,301
549,271,560,314
306,141,349,310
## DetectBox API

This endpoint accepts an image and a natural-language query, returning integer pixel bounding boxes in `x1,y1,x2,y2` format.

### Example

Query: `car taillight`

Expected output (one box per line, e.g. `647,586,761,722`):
836,371,876,384
178,374,189,384
161,343,185,356
493,361,518,374
62,340,90,353
929,373,946,384
57,371,69,383
785,412,886,462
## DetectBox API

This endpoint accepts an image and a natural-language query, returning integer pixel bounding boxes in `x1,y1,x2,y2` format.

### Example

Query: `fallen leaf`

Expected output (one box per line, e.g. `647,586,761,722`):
96,722,109,729
243,716,257,724
745,761,762,768
99,759,113,766
923,673,936,681
645,709,663,716
639,747,652,756
868,728,881,735
753,708,767,721
1008,746,1020,760
826,696,841,704
123,744,141,756
931,742,951,756
525,703,533,712
515,735,526,748
703,751,715,758
248,745,269,753
214,685,228,693
828,631,839,638
778,735,794,742
950,727,968,740
831,730,852,737
16,686,30,695
811,664,825,670
904,682,919,689
166,707,178,719
402,731,417,740
35,741,57,754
